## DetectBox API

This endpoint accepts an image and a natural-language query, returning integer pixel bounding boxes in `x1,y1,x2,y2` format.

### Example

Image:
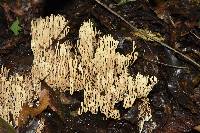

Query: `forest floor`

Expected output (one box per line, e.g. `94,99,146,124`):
0,0,200,132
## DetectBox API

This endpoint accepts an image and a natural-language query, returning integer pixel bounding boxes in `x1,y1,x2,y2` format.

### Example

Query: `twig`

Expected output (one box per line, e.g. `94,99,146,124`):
143,57,188,69
190,30,200,40
94,0,138,31
94,0,200,70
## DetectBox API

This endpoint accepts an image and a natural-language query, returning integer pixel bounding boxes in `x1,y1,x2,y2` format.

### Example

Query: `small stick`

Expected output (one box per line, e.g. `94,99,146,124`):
143,57,188,69
94,0,138,32
190,31,200,40
94,0,200,70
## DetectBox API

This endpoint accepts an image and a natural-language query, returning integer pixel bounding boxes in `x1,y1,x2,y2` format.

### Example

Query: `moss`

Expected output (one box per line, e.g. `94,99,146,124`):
0,117,16,133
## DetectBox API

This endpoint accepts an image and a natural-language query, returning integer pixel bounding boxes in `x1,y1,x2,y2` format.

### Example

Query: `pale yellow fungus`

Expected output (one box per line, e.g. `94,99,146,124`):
0,15,158,132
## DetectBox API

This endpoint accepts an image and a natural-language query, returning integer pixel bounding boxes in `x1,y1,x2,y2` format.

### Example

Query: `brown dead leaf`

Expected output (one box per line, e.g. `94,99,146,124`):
18,81,64,126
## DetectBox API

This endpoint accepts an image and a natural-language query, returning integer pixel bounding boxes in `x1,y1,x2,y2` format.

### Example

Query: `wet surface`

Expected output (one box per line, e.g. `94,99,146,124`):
0,0,200,132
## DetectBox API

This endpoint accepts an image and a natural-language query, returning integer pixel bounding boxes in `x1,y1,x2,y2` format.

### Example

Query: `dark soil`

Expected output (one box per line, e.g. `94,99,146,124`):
0,0,200,133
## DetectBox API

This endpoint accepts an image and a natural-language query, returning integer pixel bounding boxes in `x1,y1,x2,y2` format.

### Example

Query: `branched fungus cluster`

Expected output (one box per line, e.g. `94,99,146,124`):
0,15,158,131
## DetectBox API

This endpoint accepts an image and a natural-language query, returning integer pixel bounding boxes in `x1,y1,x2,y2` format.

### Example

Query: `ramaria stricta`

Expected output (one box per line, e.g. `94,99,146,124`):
0,15,158,132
